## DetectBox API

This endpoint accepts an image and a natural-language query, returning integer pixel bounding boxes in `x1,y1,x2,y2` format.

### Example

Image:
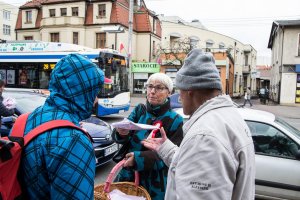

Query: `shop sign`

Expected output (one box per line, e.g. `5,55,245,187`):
131,62,160,73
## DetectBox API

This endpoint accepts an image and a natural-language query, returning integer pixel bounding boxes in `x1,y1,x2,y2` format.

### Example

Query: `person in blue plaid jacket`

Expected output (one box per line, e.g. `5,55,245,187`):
20,54,104,199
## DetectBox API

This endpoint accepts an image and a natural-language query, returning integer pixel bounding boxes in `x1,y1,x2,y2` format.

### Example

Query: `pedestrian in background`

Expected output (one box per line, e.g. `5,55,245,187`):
243,87,253,107
18,54,104,199
142,49,255,200
112,73,183,200
0,80,15,122
265,87,269,104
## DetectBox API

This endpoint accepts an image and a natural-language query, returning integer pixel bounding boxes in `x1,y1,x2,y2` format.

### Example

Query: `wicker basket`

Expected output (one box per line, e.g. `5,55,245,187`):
94,160,151,200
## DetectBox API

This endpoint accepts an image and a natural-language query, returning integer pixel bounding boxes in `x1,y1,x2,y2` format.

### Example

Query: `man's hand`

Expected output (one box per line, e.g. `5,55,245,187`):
124,152,135,167
142,127,167,152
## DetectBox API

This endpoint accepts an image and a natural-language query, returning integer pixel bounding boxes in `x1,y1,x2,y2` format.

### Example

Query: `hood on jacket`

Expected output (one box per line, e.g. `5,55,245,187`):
46,53,104,120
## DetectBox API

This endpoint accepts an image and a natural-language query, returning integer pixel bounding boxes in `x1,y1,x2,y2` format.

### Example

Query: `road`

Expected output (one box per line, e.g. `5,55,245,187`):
94,96,300,186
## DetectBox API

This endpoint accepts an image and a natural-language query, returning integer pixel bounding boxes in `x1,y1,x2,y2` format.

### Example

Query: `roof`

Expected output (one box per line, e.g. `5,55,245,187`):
159,15,206,29
268,20,300,49
20,0,84,8
41,0,83,4
20,0,43,9
274,20,300,26
17,0,161,37
15,10,22,30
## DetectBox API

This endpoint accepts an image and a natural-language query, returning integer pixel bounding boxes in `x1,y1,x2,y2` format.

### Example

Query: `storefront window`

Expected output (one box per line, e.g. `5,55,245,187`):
134,73,149,94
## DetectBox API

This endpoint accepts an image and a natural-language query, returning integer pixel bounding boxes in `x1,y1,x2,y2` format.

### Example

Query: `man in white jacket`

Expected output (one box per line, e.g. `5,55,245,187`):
142,49,255,200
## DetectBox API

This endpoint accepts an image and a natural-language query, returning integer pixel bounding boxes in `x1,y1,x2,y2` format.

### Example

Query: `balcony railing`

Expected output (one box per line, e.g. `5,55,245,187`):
41,16,85,26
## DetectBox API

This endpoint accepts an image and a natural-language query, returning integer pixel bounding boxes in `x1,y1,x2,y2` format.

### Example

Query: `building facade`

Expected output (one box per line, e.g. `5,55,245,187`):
15,0,161,63
0,1,18,42
14,0,258,96
157,16,257,97
268,20,300,104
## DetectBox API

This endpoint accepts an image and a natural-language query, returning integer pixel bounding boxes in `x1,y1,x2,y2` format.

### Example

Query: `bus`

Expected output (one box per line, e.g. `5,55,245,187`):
0,41,130,117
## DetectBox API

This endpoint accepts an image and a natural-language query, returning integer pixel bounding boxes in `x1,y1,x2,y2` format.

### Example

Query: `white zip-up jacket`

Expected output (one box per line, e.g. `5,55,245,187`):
158,95,255,200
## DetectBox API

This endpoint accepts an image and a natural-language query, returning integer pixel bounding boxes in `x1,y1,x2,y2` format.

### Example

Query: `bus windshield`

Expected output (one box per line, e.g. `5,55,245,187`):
97,51,128,98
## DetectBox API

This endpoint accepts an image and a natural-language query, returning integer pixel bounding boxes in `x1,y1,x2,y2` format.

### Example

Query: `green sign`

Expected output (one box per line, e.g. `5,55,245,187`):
131,62,160,73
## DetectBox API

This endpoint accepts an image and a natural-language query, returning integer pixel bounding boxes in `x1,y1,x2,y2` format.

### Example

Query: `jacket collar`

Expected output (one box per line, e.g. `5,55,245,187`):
146,98,170,116
183,95,234,135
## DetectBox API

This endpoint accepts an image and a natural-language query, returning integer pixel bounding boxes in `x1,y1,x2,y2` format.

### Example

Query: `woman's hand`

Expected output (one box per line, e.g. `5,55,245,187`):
142,127,167,152
79,122,87,132
116,128,130,137
124,152,135,167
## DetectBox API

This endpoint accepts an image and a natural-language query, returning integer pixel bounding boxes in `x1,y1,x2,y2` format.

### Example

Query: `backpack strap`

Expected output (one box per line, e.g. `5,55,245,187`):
10,113,30,137
23,120,92,146
10,113,92,146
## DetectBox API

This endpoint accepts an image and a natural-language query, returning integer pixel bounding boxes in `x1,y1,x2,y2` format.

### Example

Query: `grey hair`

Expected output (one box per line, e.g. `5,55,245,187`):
146,73,173,93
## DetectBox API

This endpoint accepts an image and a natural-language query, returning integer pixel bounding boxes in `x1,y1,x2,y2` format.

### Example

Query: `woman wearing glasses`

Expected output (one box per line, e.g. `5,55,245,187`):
112,73,183,200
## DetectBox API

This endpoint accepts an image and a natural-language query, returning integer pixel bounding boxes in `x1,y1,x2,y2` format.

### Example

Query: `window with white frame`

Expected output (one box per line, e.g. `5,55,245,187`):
3,24,11,35
219,42,225,49
96,33,106,48
189,36,199,49
206,39,214,48
152,40,156,57
245,54,249,66
24,36,33,40
50,33,59,42
72,7,78,16
49,9,56,17
3,10,11,20
25,10,32,23
73,32,78,45
60,8,67,16
98,4,106,18
298,34,300,56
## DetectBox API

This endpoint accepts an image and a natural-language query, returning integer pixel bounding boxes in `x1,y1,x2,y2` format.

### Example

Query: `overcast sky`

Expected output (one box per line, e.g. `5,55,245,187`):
3,0,300,64
144,0,300,64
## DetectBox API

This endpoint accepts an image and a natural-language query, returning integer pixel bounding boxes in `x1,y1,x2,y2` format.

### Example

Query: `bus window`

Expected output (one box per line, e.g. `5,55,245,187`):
39,70,51,89
18,66,39,88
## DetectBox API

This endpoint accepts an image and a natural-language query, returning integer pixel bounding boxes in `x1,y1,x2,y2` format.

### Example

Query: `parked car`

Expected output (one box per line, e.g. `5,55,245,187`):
0,89,119,167
174,107,300,200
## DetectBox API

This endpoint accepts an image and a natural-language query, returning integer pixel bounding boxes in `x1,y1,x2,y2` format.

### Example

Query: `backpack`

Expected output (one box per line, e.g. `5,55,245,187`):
0,113,92,200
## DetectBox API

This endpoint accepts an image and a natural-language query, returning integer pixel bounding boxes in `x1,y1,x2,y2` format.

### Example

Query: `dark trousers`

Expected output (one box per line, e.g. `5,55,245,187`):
243,99,252,107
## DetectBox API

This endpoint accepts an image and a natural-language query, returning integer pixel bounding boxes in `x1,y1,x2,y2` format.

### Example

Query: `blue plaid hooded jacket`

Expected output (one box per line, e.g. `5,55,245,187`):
20,54,104,199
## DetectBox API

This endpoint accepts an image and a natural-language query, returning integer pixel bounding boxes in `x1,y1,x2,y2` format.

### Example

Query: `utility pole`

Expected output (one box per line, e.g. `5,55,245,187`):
128,0,133,94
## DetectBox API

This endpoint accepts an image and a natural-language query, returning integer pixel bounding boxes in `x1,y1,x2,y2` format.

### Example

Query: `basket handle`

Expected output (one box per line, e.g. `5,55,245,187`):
104,159,139,193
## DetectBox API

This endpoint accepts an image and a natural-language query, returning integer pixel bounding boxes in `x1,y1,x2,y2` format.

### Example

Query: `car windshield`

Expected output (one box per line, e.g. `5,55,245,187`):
275,117,300,139
3,92,46,113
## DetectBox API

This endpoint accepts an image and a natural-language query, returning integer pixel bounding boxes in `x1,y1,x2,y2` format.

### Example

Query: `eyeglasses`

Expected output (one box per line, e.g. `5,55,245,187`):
145,84,168,93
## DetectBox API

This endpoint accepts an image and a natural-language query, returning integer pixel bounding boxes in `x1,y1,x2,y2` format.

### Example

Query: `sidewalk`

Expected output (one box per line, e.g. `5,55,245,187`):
130,95,300,120
233,98,300,120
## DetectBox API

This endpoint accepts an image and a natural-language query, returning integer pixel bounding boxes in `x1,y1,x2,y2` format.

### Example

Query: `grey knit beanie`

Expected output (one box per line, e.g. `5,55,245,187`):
175,48,222,90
